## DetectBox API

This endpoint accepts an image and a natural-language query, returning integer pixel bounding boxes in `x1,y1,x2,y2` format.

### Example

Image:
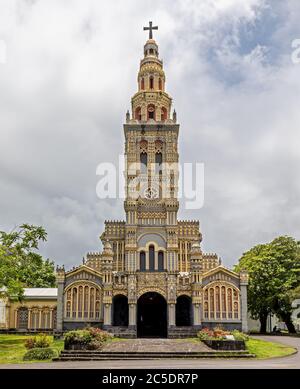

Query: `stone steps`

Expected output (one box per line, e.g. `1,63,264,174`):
54,350,255,361
168,327,198,338
106,326,136,339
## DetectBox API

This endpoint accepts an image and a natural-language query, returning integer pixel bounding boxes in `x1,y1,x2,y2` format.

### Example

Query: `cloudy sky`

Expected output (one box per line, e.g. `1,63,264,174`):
0,0,299,269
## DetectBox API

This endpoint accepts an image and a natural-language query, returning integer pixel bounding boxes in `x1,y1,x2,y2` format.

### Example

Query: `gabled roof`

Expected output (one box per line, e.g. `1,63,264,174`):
65,264,102,278
202,265,239,279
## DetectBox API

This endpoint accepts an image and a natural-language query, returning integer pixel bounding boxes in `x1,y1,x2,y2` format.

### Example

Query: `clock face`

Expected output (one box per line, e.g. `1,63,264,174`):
144,187,159,199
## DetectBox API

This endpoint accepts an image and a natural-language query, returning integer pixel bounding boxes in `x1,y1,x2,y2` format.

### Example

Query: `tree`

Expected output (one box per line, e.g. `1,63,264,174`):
235,236,300,333
268,236,300,333
0,224,56,300
235,244,275,333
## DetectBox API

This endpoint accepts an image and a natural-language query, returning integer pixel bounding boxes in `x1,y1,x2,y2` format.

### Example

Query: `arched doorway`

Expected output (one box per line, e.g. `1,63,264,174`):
113,295,129,326
137,292,167,338
176,295,192,326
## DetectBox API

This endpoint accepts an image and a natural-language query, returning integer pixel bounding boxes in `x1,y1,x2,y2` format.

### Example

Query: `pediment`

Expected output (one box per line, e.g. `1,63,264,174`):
202,265,239,286
65,265,102,280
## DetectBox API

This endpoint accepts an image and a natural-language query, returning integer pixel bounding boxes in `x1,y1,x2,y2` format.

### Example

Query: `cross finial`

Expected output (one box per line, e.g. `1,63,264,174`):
143,21,158,40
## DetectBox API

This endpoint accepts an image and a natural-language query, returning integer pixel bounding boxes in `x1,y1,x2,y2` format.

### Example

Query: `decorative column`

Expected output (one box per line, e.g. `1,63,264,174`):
56,265,65,333
129,303,137,327
28,308,32,330
240,271,249,333
128,274,137,330
103,302,112,326
168,303,176,326
190,242,203,329
101,241,114,329
167,274,177,330
192,303,201,327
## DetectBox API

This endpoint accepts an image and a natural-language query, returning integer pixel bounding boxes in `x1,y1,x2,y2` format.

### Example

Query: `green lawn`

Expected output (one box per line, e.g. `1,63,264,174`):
246,337,296,359
0,334,297,364
0,334,64,364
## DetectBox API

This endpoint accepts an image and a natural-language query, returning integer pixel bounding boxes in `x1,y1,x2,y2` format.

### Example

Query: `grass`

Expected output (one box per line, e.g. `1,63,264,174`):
246,337,296,359
0,334,297,363
0,334,64,364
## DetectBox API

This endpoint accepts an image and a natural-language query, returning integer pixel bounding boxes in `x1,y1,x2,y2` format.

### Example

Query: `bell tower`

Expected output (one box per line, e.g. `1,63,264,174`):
124,22,180,273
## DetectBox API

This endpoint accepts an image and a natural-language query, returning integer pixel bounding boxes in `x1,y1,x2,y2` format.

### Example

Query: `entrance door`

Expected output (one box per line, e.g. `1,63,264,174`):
137,292,167,338
113,295,129,326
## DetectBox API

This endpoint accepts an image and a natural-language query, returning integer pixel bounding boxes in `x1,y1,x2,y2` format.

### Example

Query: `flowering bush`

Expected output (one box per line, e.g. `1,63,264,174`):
197,327,247,341
25,334,52,349
64,327,113,350
231,330,249,341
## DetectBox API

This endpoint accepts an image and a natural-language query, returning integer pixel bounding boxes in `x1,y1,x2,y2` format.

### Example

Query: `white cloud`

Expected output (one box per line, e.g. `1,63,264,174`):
0,0,299,268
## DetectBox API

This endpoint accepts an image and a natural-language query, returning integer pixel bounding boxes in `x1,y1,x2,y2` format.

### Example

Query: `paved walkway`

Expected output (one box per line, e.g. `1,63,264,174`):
0,336,299,369
102,338,211,353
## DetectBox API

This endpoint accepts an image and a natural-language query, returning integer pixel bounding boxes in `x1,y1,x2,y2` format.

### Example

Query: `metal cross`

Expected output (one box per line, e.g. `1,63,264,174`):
143,21,158,40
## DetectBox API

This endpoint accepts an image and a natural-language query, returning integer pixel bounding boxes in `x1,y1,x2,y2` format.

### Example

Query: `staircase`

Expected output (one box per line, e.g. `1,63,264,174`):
54,349,254,361
106,326,136,338
167,327,198,338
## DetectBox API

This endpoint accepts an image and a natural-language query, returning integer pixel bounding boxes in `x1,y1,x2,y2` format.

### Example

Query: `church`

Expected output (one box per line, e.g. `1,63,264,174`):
0,24,248,337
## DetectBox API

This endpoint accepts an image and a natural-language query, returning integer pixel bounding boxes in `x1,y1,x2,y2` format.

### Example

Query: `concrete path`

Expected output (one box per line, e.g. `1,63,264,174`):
102,338,211,353
0,336,299,369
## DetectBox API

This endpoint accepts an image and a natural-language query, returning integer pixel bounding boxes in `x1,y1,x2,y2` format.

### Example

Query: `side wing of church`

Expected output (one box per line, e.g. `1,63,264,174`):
1,26,248,337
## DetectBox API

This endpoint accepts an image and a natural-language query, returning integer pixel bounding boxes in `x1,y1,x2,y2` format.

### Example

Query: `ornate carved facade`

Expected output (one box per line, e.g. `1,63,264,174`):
0,25,248,336
53,27,248,337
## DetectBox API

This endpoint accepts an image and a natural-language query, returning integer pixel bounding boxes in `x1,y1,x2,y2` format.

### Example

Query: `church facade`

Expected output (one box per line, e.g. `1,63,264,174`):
1,26,248,337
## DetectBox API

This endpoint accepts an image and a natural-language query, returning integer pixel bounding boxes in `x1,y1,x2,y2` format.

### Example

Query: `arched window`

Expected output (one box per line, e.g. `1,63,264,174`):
140,152,147,174
149,76,154,89
203,284,239,321
72,288,77,317
221,286,226,319
140,251,146,271
90,288,95,318
41,309,49,329
158,251,164,271
215,286,220,318
65,283,101,320
155,152,162,174
30,309,39,329
84,286,89,318
161,107,167,121
159,78,162,90
135,107,141,121
141,78,145,90
78,286,83,318
209,289,214,319
149,245,155,271
17,307,28,330
147,104,155,120
227,288,232,318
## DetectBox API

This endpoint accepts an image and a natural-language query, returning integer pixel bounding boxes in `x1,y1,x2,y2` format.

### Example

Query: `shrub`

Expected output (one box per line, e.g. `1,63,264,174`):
23,347,57,361
64,327,113,350
232,330,249,341
197,328,214,341
212,327,230,339
24,337,36,350
249,329,260,334
198,327,230,341
25,334,52,349
198,327,249,342
64,329,93,348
